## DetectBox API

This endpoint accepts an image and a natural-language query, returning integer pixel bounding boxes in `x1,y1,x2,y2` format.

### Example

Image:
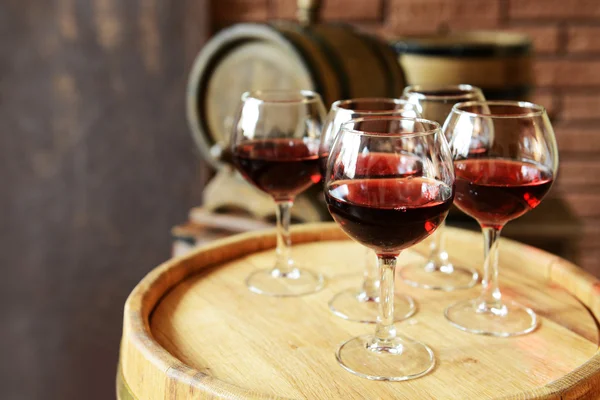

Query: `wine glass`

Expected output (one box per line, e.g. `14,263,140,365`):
444,101,558,336
399,84,484,291
325,116,455,380
231,90,326,296
320,98,420,323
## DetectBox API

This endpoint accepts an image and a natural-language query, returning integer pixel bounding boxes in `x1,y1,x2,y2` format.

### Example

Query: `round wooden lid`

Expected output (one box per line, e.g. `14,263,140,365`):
187,23,314,170
120,224,600,399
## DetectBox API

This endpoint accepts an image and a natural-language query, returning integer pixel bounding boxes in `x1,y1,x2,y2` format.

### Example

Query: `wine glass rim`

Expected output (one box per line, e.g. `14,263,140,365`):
241,89,322,104
331,97,413,113
403,84,483,100
340,116,441,138
452,100,546,118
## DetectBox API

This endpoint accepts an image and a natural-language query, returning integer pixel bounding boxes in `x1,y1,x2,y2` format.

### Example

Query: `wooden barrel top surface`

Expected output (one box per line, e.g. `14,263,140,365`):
119,223,600,399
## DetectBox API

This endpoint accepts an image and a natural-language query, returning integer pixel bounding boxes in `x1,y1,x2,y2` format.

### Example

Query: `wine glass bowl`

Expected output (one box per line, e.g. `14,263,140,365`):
444,101,558,337
325,116,455,380
231,90,326,296
399,84,484,291
320,98,421,323
403,84,485,125
233,139,322,200
320,98,420,160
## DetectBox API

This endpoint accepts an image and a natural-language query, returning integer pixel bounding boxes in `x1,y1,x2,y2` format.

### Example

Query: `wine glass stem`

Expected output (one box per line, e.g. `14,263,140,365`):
425,221,449,270
362,249,379,300
274,200,294,275
373,254,398,346
480,226,503,308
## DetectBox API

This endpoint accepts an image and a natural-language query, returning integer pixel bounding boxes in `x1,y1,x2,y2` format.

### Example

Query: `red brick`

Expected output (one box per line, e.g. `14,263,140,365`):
554,125,600,153
563,93,600,121
578,222,600,251
556,160,600,188
560,192,600,217
364,23,439,38
509,0,600,19
567,26,600,54
379,22,440,37
213,0,268,23
530,90,557,119
534,60,600,88
550,193,600,270
582,221,600,236
504,26,560,54
578,251,600,276
386,0,501,34
270,0,382,21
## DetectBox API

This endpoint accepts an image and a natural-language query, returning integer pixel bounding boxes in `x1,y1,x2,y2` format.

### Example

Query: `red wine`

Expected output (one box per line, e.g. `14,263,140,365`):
320,152,423,180
326,178,453,256
454,159,553,228
319,153,329,180
233,138,321,201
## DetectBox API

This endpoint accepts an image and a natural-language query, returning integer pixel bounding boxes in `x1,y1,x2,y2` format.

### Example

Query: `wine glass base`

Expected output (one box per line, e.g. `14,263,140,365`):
399,262,478,291
246,268,325,297
336,334,435,381
328,289,416,323
445,298,538,337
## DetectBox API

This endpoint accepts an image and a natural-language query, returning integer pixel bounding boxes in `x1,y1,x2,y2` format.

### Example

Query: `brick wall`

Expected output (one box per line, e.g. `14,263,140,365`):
211,0,600,274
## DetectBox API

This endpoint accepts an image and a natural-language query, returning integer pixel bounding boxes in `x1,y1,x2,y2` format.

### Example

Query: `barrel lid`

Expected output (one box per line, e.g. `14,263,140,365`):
393,31,531,57
186,23,314,170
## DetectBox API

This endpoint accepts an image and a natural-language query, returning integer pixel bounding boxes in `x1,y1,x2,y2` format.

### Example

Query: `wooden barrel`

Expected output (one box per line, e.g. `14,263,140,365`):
119,223,600,399
187,22,405,170
392,31,532,101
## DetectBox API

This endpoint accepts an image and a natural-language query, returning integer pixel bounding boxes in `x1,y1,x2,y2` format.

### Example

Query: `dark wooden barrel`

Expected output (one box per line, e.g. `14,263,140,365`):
392,31,532,102
187,22,405,169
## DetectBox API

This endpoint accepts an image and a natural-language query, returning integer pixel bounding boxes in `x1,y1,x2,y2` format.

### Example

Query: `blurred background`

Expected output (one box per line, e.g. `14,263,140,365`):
2,0,599,399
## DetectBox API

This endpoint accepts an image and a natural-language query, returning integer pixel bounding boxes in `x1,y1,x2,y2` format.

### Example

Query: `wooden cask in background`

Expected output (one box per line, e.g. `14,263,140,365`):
392,31,533,101
187,22,405,170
